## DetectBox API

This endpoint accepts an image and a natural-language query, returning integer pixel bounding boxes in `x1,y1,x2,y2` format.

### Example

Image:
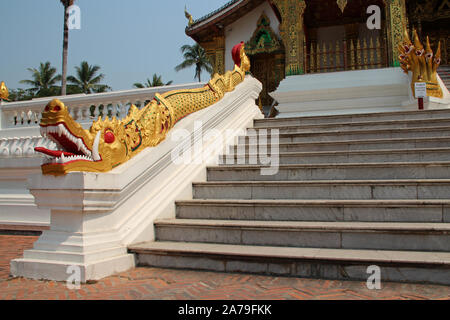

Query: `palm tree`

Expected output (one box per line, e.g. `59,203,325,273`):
175,43,213,82
67,61,109,94
20,62,62,97
60,0,75,96
133,74,173,88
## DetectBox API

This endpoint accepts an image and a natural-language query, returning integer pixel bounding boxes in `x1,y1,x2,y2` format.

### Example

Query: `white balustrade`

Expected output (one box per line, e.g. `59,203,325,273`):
0,82,204,159
0,82,206,228
0,82,204,130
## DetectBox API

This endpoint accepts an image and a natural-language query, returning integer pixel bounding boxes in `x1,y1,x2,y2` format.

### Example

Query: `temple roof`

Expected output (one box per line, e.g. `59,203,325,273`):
186,0,271,41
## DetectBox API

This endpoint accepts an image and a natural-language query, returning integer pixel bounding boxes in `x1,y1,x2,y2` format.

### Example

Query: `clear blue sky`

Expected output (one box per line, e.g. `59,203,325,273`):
0,0,230,91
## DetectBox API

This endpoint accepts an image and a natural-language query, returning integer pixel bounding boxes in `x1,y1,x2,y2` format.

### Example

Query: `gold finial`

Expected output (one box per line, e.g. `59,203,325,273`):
184,6,194,27
0,81,9,101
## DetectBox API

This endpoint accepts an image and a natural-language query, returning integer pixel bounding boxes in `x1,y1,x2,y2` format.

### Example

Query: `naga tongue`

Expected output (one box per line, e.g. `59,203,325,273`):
34,147,76,158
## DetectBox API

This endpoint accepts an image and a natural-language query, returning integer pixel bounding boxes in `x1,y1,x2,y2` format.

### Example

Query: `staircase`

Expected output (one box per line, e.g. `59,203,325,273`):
439,65,450,90
129,108,450,286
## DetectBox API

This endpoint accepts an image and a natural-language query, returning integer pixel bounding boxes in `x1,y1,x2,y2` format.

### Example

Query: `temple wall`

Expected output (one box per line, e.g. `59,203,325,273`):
224,1,280,71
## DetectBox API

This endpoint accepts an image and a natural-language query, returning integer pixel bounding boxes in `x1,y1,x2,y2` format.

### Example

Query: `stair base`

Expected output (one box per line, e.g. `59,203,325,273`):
130,242,450,286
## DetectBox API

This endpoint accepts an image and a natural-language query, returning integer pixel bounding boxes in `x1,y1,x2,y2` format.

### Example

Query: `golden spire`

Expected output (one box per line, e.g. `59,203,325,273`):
184,6,194,27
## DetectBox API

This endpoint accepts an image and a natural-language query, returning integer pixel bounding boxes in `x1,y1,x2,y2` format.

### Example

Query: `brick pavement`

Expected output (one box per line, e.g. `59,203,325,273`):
0,235,449,300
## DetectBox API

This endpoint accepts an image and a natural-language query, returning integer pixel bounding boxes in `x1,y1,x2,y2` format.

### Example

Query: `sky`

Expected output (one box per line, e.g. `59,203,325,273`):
0,0,230,92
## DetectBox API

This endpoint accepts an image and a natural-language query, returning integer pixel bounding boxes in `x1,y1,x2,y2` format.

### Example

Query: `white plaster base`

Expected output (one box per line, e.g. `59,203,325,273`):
270,68,417,118
11,254,135,282
401,72,450,110
0,160,50,227
10,76,263,282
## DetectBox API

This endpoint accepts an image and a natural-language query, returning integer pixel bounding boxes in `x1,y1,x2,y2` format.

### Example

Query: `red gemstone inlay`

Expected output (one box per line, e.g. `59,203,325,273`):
104,131,115,144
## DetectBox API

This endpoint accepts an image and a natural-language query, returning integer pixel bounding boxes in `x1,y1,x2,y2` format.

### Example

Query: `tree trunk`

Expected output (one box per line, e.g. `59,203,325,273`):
61,4,69,95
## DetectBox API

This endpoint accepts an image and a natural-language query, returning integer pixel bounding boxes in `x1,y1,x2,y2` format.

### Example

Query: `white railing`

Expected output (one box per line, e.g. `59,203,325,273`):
0,82,206,227
0,82,204,130
0,83,204,158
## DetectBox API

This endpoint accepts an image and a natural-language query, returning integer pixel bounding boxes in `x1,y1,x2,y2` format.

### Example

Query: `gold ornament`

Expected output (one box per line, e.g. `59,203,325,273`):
0,81,9,101
36,45,251,175
184,6,194,27
337,0,347,13
398,28,443,99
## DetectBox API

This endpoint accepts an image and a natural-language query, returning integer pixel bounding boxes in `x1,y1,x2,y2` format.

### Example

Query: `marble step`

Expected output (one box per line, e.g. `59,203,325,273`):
175,199,450,223
238,126,450,144
208,162,450,181
129,241,450,285
192,180,450,200
254,108,450,128
220,148,450,165
252,117,450,134
154,219,450,252
230,136,450,153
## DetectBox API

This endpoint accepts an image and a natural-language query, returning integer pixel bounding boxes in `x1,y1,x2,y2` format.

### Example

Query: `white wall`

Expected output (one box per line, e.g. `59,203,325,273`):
224,1,280,71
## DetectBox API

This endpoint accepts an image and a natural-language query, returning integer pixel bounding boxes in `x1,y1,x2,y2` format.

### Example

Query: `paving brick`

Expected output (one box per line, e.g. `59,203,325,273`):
0,235,449,300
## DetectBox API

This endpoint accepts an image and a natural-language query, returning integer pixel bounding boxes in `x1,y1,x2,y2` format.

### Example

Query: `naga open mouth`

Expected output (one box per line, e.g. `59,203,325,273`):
35,123,101,165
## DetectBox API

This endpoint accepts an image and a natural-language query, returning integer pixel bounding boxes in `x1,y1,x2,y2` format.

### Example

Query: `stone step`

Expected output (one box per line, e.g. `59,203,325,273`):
252,117,450,134
154,219,450,252
230,136,450,153
220,148,450,165
207,162,450,182
129,241,450,285
254,108,450,128
192,180,450,200
238,126,450,144
175,199,450,223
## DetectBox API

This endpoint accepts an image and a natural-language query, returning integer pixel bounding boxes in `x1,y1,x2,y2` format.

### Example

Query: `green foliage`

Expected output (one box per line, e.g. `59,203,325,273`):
67,61,111,94
133,74,173,88
175,43,213,82
19,61,62,97
8,88,36,102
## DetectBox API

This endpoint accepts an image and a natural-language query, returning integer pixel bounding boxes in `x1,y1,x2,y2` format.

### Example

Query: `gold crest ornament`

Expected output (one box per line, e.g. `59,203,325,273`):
35,43,251,175
398,28,443,99
0,82,9,101
184,6,194,27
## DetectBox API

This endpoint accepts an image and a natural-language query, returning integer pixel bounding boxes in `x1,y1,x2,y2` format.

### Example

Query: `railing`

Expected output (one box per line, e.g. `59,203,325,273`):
0,82,204,130
0,83,204,158
305,36,389,74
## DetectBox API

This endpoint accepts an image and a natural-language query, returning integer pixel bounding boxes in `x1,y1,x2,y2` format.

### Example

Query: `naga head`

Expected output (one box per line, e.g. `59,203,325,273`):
232,41,251,73
398,28,443,98
35,99,129,175
0,81,9,101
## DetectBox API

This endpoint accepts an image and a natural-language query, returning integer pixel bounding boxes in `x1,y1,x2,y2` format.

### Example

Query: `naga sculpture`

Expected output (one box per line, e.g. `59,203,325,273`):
0,81,9,101
35,42,251,175
398,28,443,99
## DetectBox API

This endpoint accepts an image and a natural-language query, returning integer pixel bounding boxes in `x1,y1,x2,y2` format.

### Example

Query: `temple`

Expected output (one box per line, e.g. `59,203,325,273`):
186,0,450,109
2,1,450,286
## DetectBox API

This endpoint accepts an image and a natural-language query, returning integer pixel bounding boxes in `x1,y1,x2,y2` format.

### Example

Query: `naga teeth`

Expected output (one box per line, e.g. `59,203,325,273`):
40,123,95,161
92,131,101,161
57,124,64,137
76,139,83,151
